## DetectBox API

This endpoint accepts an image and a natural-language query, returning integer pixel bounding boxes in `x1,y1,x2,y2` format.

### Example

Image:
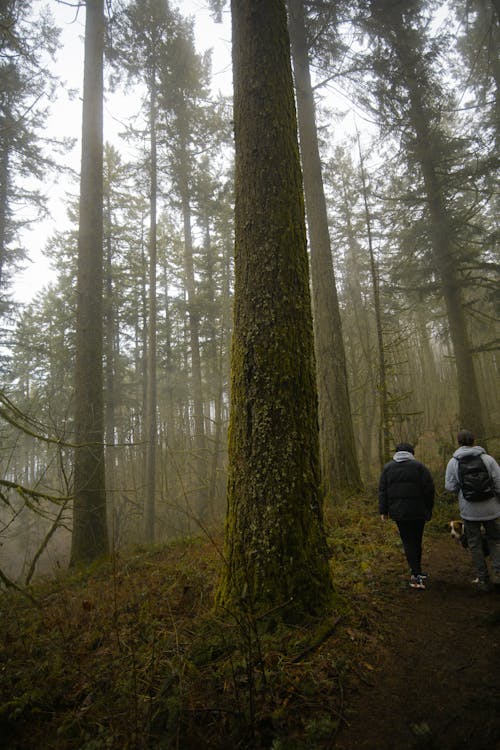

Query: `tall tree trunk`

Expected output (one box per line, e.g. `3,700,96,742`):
144,69,158,543
162,259,175,497
203,223,225,517
357,137,391,464
0,146,9,300
180,182,207,520
139,236,148,427
340,178,378,471
218,0,333,619
287,0,362,497
70,0,108,565
414,309,438,429
104,200,116,545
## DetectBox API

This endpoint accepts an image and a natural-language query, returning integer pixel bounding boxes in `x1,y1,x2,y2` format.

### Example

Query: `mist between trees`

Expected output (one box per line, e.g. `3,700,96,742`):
0,0,498,589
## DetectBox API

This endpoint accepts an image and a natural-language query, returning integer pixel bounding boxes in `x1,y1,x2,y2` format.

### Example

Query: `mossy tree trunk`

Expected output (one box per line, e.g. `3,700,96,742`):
217,0,333,619
70,0,109,565
288,0,362,498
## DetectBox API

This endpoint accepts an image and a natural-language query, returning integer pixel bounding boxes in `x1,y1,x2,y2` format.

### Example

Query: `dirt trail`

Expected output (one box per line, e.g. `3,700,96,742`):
335,534,500,750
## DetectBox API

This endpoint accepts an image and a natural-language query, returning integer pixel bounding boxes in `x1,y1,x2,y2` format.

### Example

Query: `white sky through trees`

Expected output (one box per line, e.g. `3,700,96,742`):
11,2,460,305
13,0,232,302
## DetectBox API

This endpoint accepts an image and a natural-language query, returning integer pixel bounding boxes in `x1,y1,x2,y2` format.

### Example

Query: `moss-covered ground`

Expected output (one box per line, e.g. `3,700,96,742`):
1,493,499,749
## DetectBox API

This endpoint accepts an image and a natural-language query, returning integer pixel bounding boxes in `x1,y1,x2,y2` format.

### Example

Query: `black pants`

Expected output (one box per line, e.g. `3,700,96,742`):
396,519,426,576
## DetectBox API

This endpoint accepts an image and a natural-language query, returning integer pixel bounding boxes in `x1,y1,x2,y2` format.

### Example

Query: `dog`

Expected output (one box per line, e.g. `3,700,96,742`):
448,520,490,557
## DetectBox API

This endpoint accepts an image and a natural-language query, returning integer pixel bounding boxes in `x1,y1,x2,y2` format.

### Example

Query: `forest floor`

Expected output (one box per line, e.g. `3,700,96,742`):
1,496,500,749
333,527,500,750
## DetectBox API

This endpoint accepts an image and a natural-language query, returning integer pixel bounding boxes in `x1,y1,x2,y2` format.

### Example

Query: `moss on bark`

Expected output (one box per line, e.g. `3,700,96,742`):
217,0,333,619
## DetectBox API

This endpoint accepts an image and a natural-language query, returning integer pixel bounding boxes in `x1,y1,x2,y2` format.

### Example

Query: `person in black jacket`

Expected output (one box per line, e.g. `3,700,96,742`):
378,442,435,590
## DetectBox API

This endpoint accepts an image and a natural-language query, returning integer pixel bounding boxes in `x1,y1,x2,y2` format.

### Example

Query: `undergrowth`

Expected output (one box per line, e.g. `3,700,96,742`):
0,491,456,749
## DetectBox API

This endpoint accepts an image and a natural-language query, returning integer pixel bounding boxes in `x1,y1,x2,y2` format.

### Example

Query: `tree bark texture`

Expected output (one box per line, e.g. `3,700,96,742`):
287,0,362,497
218,0,333,618
71,0,109,565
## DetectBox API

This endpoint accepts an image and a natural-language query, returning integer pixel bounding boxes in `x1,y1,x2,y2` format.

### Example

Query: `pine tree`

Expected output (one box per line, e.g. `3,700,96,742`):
359,0,487,440
0,1,62,315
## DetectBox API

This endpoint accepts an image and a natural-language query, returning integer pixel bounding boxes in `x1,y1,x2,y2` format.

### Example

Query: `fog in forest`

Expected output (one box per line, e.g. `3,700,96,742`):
1,0,498,584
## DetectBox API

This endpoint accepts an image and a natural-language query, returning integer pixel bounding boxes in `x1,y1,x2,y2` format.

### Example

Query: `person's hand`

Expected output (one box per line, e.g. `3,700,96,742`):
380,514,388,521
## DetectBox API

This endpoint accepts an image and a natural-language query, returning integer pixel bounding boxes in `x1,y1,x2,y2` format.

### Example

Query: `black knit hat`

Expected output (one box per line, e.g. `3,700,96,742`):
395,442,414,454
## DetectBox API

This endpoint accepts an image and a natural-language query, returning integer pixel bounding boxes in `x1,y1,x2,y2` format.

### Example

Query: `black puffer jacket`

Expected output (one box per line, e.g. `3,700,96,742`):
378,451,435,521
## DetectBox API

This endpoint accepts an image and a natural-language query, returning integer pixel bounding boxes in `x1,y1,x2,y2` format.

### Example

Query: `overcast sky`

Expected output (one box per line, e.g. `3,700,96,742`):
13,0,232,303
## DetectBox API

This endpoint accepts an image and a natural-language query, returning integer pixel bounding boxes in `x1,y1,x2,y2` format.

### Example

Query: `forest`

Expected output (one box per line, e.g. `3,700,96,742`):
2,0,498,580
0,0,497,583
1,0,500,747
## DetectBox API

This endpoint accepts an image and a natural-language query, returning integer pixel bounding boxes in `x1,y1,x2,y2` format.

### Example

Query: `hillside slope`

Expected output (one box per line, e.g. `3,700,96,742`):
1,500,499,749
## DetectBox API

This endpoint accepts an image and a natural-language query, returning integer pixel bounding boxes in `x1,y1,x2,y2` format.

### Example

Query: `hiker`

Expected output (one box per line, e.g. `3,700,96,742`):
445,429,500,592
378,442,435,590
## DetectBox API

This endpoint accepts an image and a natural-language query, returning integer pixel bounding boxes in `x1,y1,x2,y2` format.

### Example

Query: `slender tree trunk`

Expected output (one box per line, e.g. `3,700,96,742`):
287,0,362,497
203,223,225,517
180,182,207,519
144,69,158,543
340,180,377,471
70,0,108,565
357,137,391,464
139,236,148,427
104,199,116,544
414,309,438,429
0,146,9,298
162,260,175,497
218,0,333,619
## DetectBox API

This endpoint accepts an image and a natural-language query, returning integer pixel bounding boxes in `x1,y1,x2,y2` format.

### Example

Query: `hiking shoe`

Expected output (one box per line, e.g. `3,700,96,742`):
410,575,426,590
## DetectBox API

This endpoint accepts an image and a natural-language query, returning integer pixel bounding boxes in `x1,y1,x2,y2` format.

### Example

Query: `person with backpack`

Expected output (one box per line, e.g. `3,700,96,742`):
445,429,500,592
379,442,435,590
